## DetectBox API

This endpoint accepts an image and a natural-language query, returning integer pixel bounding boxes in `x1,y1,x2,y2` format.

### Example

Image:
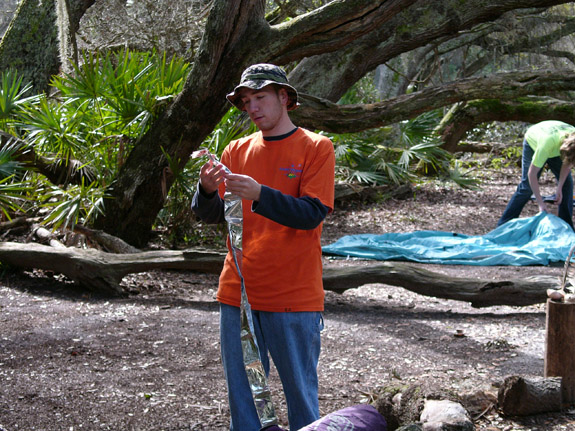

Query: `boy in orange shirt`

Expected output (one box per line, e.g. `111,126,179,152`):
192,64,335,430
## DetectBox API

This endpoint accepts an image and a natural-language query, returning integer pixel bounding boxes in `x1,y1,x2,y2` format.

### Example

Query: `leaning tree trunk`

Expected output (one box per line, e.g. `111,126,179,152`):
91,0,269,247
437,97,575,153
0,0,94,94
0,0,59,93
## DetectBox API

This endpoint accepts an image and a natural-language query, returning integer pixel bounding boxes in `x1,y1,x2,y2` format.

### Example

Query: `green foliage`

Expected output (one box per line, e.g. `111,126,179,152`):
331,110,477,189
50,49,189,161
0,69,40,131
0,49,189,232
19,96,85,163
0,139,29,219
447,161,482,190
40,179,108,231
338,72,379,105
489,145,522,170
204,108,256,159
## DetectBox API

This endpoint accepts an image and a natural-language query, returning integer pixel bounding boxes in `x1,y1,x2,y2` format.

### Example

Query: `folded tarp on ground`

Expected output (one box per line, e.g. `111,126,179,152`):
322,212,575,266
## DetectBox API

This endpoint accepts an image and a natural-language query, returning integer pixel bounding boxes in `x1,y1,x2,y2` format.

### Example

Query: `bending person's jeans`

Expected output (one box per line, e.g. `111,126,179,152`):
498,139,574,230
220,303,323,431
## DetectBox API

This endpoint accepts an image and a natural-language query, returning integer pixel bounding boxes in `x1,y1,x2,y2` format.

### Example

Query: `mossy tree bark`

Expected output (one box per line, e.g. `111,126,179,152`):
0,0,94,93
0,0,60,93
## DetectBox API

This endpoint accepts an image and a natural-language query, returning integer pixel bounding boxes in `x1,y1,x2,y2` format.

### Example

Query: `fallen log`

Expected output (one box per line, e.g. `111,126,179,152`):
0,217,36,232
498,376,563,416
322,262,557,307
73,225,141,253
0,241,559,305
0,242,226,296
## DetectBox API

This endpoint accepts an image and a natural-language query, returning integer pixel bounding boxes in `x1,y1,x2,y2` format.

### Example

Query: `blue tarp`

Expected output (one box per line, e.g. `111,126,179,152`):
322,212,575,266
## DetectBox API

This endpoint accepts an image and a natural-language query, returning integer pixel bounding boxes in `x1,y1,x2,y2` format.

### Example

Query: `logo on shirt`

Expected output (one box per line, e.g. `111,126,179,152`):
280,164,303,179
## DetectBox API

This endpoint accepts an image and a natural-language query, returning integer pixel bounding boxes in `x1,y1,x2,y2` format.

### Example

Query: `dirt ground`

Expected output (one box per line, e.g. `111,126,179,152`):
2,164,575,430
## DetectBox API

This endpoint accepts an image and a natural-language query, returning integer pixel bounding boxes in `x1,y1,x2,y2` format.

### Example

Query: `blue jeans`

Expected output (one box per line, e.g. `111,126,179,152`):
498,139,574,230
220,303,323,431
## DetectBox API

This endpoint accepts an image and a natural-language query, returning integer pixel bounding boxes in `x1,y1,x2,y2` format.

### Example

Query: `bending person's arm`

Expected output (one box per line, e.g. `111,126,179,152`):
554,162,573,205
528,164,548,213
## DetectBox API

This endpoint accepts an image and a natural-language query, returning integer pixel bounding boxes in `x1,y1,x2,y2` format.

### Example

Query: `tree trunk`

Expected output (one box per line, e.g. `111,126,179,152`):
0,241,559,306
0,0,60,93
0,0,94,93
91,0,269,246
545,299,575,405
437,97,575,153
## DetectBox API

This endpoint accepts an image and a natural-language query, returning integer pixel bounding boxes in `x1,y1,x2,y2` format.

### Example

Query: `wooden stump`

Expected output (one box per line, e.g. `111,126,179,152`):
545,299,575,405
498,376,562,416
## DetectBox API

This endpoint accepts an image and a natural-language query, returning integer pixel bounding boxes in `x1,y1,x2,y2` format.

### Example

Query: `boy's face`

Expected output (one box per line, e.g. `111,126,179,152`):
239,85,288,135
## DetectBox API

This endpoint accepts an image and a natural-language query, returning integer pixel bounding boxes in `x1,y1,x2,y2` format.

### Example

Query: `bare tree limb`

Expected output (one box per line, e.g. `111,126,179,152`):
291,69,575,134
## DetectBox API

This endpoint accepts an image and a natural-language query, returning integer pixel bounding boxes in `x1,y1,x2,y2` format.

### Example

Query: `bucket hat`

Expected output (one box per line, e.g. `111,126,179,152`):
226,63,299,111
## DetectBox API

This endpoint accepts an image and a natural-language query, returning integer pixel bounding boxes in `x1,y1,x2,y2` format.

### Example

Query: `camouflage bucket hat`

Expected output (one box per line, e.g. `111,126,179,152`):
226,63,299,111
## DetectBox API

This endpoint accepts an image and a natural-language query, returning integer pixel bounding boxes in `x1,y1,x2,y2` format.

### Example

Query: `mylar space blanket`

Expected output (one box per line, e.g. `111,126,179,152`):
322,212,575,266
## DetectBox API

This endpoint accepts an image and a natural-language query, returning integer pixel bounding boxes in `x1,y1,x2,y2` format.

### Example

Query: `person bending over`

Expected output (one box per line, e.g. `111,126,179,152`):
498,120,575,230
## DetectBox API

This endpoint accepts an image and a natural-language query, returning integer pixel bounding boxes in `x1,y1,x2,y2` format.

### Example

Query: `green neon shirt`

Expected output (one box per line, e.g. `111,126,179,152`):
525,120,575,168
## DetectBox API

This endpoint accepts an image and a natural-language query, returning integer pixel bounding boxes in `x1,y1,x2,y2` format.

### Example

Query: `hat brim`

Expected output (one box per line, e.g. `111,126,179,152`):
226,81,299,111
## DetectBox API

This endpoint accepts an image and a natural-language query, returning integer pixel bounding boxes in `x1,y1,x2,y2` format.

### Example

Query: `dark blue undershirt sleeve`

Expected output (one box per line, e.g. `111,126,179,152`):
191,182,225,224
252,185,329,230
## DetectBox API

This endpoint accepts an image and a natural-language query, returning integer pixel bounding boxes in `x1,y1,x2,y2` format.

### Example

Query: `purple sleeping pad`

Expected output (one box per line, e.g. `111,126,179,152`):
262,404,387,431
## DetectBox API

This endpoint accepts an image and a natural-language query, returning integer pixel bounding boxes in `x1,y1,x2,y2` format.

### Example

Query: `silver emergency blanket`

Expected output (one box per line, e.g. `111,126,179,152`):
191,149,278,428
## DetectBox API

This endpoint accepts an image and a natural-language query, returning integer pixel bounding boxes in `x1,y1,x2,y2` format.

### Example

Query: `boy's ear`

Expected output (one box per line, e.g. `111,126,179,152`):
278,88,289,106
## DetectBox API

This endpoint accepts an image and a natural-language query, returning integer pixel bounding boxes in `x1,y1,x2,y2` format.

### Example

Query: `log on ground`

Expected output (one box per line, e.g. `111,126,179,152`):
0,242,559,305
322,261,557,307
498,375,563,416
0,242,226,296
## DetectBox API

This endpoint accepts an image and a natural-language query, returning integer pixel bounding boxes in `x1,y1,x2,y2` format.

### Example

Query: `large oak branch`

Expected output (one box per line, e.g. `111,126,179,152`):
291,69,575,134
267,0,418,63
291,1,573,100
0,242,557,307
